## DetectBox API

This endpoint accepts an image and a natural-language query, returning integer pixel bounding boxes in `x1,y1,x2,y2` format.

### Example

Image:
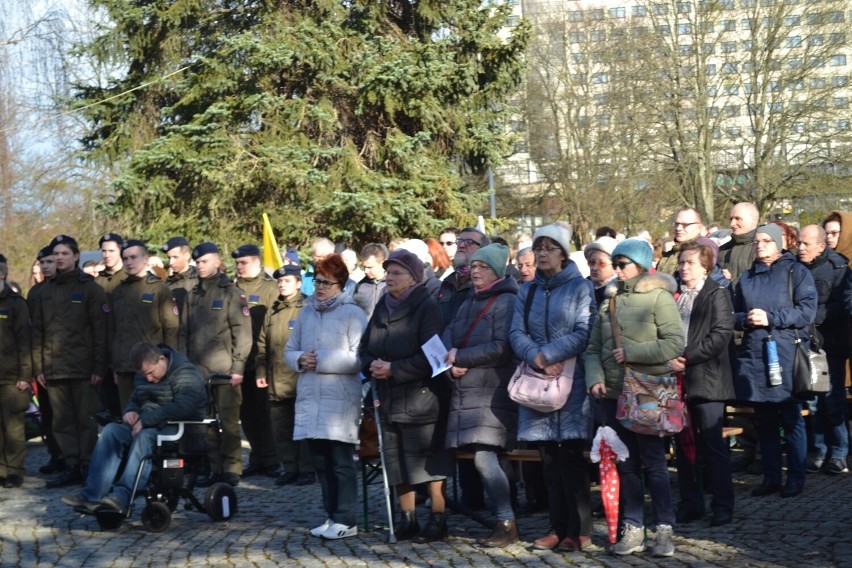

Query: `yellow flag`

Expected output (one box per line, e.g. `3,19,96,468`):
262,213,284,271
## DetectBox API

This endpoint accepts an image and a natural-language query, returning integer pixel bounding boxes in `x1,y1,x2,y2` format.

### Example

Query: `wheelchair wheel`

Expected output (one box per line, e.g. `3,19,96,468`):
141,501,172,533
204,482,237,522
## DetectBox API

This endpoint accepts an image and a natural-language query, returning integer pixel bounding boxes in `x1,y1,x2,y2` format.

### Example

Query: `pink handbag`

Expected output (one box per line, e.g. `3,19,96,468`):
508,358,575,413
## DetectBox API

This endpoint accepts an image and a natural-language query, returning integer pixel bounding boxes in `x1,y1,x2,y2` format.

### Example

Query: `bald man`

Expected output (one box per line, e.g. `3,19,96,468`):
719,202,760,287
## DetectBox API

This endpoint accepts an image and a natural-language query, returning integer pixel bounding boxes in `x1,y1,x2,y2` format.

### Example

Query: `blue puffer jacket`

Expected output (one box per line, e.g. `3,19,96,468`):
733,252,817,403
509,261,596,442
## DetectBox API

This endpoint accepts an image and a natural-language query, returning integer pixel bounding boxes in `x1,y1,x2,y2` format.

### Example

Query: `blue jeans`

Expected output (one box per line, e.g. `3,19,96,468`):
307,439,357,527
81,422,172,507
811,352,849,461
754,401,806,486
605,400,675,527
469,446,514,522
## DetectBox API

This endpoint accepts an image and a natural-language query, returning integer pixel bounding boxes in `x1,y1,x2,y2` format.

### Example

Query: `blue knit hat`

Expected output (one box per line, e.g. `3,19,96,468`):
612,238,654,271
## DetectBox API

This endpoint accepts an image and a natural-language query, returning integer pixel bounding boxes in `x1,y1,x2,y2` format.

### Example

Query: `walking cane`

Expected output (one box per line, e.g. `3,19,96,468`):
369,379,397,543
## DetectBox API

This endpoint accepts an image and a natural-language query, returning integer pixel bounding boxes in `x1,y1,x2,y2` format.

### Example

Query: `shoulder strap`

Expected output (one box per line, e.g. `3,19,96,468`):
609,296,622,350
523,283,537,336
458,295,499,348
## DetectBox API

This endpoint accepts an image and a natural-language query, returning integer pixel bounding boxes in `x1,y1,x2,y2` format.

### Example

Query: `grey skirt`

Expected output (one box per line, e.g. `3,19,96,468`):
381,421,455,486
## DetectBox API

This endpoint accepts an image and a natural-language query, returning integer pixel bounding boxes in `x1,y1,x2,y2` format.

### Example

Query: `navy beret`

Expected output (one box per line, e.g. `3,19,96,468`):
98,233,124,247
121,239,147,251
273,265,302,280
49,234,78,251
231,244,261,259
163,236,190,252
192,242,220,260
37,246,54,260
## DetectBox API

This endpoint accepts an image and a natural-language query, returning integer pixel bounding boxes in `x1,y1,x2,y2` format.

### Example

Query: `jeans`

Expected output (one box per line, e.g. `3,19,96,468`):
470,446,514,521
605,400,675,527
811,352,849,461
539,439,592,538
307,439,358,527
81,422,174,507
675,401,734,518
754,400,807,486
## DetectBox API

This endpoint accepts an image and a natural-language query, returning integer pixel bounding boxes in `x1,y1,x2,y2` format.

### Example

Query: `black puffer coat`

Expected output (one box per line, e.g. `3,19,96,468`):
441,276,519,450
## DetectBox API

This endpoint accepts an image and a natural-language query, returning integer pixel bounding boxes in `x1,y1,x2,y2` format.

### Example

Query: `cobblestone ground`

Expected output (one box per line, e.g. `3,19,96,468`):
2,439,851,567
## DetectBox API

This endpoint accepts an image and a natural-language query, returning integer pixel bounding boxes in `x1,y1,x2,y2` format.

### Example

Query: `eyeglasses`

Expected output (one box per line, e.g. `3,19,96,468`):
612,260,635,270
673,221,700,228
457,238,481,247
588,259,610,269
314,278,339,288
534,246,562,254
440,240,456,247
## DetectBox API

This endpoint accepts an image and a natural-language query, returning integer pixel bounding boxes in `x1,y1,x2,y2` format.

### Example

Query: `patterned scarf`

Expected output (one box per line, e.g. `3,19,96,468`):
676,276,706,347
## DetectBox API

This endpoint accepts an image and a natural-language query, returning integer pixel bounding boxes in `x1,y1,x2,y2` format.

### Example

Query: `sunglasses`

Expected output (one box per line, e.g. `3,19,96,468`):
588,259,610,269
612,260,635,270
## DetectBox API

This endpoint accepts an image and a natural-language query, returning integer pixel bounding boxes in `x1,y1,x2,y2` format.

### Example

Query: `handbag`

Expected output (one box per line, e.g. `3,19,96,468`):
507,283,575,412
786,268,830,399
610,297,687,437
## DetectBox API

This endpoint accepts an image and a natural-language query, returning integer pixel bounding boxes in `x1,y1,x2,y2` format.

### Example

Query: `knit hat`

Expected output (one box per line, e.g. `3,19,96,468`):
756,224,783,251
383,249,424,282
695,236,720,266
584,236,618,260
612,237,654,271
284,247,300,265
191,242,220,260
470,244,509,277
533,223,573,256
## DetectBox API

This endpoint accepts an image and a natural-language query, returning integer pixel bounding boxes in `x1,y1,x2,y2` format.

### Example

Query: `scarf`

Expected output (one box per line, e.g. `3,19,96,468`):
385,281,424,316
676,276,706,346
308,291,344,312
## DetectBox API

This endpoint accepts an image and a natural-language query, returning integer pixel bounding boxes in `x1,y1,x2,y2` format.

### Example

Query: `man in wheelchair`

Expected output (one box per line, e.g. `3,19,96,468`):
63,342,207,514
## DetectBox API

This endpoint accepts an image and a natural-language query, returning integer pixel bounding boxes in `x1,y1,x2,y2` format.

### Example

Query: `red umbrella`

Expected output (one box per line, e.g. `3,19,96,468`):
591,425,629,544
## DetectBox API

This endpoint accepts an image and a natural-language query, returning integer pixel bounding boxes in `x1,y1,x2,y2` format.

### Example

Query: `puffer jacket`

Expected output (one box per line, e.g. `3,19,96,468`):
442,276,519,450
733,252,817,403
585,272,685,400
255,292,306,400
509,261,596,442
360,283,447,425
285,293,366,443
124,346,207,427
680,279,736,402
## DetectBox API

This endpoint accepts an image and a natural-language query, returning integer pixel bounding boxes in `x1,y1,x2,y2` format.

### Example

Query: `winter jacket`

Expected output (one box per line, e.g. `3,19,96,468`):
178,272,251,377
166,266,198,317
285,293,366,443
235,272,279,369
436,272,473,324
733,252,817,403
801,247,852,353
509,262,596,442
353,277,386,320
124,346,207,427
827,210,852,267
680,279,736,402
32,268,108,380
96,265,127,299
360,283,448,425
255,292,306,400
0,283,32,384
110,272,179,373
718,230,756,287
585,272,685,400
442,276,519,450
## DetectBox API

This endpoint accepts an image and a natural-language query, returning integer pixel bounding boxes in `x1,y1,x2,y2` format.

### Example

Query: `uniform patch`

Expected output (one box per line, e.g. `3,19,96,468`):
0,309,9,320
141,293,154,304
71,293,84,304
288,319,296,330
212,299,224,310
242,306,250,317
103,303,111,313
248,294,260,305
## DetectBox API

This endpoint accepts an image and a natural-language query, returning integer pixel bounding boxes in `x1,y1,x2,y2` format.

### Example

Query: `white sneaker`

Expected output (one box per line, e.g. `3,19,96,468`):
310,519,332,537
320,522,358,540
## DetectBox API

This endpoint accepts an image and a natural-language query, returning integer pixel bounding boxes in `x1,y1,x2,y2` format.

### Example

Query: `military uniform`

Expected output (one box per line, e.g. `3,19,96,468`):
167,265,198,318
97,264,127,417
110,271,179,408
26,281,62,466
256,291,312,476
96,265,127,300
0,283,33,481
32,268,107,473
179,272,251,477
235,272,279,474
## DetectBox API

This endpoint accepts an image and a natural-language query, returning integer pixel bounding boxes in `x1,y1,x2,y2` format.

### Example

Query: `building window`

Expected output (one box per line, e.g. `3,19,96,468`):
790,79,805,90
657,24,672,34
632,5,648,16
832,74,848,87
727,127,742,137
592,72,609,84
786,36,802,47
740,0,756,6
610,7,627,18
678,23,692,34
809,34,825,46
722,19,737,31
770,102,783,112
704,42,716,54
837,119,850,130
788,57,803,68
741,18,753,31
654,3,669,15
722,41,737,52
834,96,849,108
706,64,717,75
724,84,740,95
812,76,827,88
719,0,734,8
678,1,692,13
791,123,805,134
722,62,738,74
590,8,605,19
828,11,845,23
742,39,753,50
725,105,741,117
707,106,720,118
569,31,585,43
703,22,715,33
829,33,846,45
806,13,823,25
680,43,695,54
784,15,801,26
808,55,825,67
591,30,606,41
569,10,583,21
830,54,848,66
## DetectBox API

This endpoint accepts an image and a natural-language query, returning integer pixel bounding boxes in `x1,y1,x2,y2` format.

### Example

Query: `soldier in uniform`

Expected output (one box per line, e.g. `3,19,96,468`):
110,240,179,409
232,244,280,477
96,232,127,418
27,246,64,475
163,236,197,316
32,235,108,488
255,265,314,486
178,242,251,487
0,258,33,488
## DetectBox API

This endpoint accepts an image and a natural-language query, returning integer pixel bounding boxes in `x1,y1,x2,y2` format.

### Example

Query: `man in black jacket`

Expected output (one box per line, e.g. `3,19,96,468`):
62,343,207,514
798,225,852,475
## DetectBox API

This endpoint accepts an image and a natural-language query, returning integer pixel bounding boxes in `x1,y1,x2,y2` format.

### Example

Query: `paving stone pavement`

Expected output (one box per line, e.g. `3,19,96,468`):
2,439,852,567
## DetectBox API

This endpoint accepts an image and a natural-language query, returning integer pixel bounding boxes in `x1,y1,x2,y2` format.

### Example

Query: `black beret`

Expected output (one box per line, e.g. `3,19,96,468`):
121,239,147,251
273,265,302,280
49,235,78,251
163,236,190,252
37,246,54,260
231,244,261,259
191,242,220,260
0,253,6,264
98,233,124,247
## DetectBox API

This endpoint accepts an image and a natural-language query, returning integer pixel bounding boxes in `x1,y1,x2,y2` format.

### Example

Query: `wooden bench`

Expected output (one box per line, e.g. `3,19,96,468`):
726,405,809,417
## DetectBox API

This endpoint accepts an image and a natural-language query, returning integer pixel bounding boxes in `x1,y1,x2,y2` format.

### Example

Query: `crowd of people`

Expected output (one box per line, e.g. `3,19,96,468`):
1,202,850,556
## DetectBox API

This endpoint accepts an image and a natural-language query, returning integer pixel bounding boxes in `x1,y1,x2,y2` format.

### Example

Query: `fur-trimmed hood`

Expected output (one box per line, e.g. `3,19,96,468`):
604,271,677,298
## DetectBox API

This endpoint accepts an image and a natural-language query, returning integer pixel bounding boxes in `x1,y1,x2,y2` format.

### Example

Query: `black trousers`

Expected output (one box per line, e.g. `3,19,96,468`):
539,439,591,539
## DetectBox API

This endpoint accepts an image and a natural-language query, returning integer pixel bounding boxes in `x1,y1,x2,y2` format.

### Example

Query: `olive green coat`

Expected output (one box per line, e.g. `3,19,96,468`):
256,293,307,400
0,283,32,384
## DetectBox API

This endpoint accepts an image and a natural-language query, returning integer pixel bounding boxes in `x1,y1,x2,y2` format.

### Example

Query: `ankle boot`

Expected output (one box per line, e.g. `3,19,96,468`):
479,519,519,547
414,511,448,543
394,510,419,541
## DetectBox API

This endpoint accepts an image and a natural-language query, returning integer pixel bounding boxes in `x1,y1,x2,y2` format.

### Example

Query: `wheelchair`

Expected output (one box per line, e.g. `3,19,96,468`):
95,419,238,532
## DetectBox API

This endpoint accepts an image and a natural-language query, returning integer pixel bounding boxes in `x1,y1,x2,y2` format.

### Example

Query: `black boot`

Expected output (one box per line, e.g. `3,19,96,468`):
395,510,419,541
478,519,519,547
414,511,448,543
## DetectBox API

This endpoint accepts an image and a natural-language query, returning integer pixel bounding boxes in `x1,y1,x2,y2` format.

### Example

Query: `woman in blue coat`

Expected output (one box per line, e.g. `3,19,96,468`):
508,223,596,552
734,224,817,498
